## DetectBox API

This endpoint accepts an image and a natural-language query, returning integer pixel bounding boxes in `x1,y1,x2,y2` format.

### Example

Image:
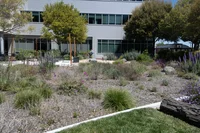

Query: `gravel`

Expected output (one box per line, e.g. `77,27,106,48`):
0,66,189,133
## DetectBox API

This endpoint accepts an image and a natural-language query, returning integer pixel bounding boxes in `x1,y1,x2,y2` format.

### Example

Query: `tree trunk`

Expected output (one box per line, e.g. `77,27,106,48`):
160,98,200,128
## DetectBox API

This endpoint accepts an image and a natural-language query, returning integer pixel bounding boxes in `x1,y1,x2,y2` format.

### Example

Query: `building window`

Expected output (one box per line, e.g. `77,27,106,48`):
109,40,115,52
123,15,129,24
32,11,40,22
98,40,123,53
40,12,43,22
109,14,115,25
96,14,102,24
103,14,108,24
98,40,102,53
89,14,95,24
82,13,88,23
102,40,109,53
116,15,122,25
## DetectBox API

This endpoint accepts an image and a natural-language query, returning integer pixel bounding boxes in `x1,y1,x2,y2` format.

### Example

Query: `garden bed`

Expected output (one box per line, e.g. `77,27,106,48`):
0,61,193,132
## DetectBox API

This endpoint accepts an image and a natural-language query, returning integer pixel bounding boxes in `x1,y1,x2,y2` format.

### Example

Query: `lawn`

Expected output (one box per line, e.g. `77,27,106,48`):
59,108,200,133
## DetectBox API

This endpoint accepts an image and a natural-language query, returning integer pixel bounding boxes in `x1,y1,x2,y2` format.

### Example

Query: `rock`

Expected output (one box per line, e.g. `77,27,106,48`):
163,66,176,75
160,98,200,128
89,58,97,62
122,58,127,62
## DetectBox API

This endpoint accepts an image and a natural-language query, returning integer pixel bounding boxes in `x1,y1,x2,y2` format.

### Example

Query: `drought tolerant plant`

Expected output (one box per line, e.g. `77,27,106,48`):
113,59,124,65
104,53,117,60
39,51,55,74
88,90,101,99
181,80,200,105
0,93,5,104
104,68,121,79
136,50,153,64
119,77,129,86
103,88,135,111
58,80,87,96
37,87,53,99
161,79,169,86
148,70,161,77
183,73,199,80
14,90,42,109
179,52,200,75
120,50,140,61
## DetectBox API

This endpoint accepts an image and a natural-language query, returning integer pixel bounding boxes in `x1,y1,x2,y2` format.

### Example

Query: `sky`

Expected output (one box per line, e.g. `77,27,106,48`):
171,0,178,6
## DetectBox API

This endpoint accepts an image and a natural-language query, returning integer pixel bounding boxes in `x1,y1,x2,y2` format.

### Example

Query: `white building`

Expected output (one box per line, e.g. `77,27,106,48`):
0,0,151,59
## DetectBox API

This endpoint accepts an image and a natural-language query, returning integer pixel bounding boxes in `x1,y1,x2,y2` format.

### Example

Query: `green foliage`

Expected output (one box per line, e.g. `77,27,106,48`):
73,112,79,118
183,73,199,80
0,0,32,34
15,49,35,60
88,90,101,99
103,88,135,111
136,50,153,63
38,87,53,99
64,54,70,60
113,59,124,65
148,70,161,77
161,80,169,86
42,1,87,44
29,106,41,116
105,68,121,79
14,90,42,109
0,93,5,104
48,49,61,58
157,50,186,61
120,50,139,61
58,80,87,95
39,52,55,74
149,87,157,92
104,53,117,60
138,85,144,90
124,0,172,41
119,77,129,86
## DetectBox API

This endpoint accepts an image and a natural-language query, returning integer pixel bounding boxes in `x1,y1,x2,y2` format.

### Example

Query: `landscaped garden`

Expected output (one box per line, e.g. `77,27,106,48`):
0,50,200,133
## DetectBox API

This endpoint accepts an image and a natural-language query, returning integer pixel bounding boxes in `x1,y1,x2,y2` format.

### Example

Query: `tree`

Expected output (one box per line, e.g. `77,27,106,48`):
183,0,200,50
42,1,87,44
0,0,32,34
124,0,172,45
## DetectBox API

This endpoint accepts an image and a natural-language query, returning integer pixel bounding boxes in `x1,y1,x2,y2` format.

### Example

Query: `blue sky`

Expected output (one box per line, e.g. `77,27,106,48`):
171,0,178,6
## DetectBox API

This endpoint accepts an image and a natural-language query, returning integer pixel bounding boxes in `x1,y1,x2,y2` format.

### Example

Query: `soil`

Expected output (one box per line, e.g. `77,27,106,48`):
0,62,190,133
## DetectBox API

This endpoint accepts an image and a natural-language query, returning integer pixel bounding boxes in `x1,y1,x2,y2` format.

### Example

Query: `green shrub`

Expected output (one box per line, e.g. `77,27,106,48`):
63,54,70,60
103,88,135,111
120,50,140,61
183,73,199,80
105,68,121,79
149,87,157,92
148,70,161,77
38,87,52,99
161,80,169,86
104,53,117,60
119,77,129,86
136,50,153,63
0,93,5,104
88,90,101,99
77,54,84,60
113,59,124,65
29,106,41,116
138,85,144,90
58,80,87,95
14,90,42,109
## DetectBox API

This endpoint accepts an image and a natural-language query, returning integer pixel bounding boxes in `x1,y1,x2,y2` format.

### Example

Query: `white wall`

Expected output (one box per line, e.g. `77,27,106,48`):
20,0,143,58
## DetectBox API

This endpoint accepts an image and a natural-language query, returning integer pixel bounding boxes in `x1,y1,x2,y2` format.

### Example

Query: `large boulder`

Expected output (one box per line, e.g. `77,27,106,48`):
163,66,176,75
160,98,200,128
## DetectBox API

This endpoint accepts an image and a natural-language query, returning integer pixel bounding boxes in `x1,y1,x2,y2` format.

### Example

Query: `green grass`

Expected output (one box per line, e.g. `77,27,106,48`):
59,108,200,133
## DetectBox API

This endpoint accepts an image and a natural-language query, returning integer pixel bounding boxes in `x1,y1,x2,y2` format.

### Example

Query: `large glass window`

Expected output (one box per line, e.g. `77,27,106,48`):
32,11,40,22
89,14,95,24
122,15,129,24
109,40,114,52
82,13,88,23
96,14,102,24
115,40,121,53
40,12,43,22
116,15,122,25
103,14,108,24
98,40,102,53
102,40,108,53
109,14,115,25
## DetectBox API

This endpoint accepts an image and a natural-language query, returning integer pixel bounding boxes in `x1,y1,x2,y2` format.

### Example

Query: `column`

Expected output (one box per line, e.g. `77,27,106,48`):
0,34,4,55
